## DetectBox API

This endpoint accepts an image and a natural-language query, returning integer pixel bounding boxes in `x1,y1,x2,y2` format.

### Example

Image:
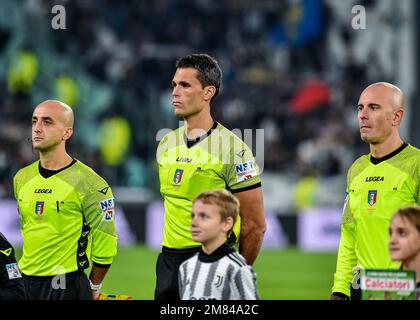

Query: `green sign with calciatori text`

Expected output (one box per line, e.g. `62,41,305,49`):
361,269,416,300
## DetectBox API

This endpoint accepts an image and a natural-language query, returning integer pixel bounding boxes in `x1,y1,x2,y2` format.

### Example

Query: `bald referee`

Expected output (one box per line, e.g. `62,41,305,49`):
331,83,420,300
14,100,118,300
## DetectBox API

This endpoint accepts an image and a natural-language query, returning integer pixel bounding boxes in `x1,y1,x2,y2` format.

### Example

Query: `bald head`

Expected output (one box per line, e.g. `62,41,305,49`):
35,100,74,127
32,100,74,153
362,82,404,111
358,82,405,149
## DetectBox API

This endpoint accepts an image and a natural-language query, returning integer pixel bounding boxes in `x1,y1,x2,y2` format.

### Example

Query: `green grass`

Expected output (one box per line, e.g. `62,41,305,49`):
95,246,337,300
15,246,337,300
98,245,159,299
253,248,337,299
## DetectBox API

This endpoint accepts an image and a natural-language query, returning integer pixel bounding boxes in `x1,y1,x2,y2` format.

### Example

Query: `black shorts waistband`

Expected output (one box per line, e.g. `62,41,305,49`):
162,246,200,254
22,269,84,280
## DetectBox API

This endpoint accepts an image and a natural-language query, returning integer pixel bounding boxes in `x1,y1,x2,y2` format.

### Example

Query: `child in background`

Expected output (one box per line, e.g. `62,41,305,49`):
178,189,259,300
389,206,420,299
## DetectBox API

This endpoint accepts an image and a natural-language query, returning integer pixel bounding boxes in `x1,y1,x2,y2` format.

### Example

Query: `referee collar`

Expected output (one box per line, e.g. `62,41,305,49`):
370,142,408,165
39,158,77,178
185,121,218,148
198,242,234,263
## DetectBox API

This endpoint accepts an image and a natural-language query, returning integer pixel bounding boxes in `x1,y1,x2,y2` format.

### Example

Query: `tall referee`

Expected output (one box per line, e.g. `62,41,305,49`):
14,100,118,300
155,53,266,300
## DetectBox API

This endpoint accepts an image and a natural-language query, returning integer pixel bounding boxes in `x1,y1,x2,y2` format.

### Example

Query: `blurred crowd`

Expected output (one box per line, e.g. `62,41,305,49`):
0,0,404,198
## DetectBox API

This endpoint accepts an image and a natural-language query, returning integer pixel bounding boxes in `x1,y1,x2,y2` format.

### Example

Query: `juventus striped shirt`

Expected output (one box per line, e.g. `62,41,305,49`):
178,243,259,300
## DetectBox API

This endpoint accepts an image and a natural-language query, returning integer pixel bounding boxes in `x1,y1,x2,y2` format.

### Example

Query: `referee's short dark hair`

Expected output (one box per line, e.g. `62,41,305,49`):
175,53,222,104
193,189,239,231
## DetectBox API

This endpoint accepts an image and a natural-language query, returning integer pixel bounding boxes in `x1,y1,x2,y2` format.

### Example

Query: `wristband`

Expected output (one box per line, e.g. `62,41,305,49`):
89,279,102,291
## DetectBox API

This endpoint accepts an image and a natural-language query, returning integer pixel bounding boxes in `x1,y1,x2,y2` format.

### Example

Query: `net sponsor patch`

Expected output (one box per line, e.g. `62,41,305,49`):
6,263,22,279
99,198,115,221
235,160,257,182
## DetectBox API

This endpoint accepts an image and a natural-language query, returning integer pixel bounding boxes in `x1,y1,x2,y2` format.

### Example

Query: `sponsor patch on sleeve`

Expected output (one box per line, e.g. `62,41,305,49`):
99,198,115,221
235,160,258,182
6,263,22,280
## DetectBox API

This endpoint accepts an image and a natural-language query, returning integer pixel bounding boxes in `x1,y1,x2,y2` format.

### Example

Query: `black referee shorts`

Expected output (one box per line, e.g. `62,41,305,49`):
23,269,92,300
154,246,200,300
351,286,361,300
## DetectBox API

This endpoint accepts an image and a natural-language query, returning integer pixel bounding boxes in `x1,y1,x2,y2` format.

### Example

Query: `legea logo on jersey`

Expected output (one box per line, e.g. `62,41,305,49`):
235,160,257,182
368,190,377,206
173,169,184,184
99,198,115,221
35,201,45,215
34,188,53,193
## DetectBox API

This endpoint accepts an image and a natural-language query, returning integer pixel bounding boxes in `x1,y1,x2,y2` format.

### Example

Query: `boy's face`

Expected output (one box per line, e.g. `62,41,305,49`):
191,200,232,245
389,215,420,262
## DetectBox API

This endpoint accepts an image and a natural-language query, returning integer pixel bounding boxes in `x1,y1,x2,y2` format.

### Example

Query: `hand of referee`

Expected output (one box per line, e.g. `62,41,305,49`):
92,290,101,300
330,292,350,300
